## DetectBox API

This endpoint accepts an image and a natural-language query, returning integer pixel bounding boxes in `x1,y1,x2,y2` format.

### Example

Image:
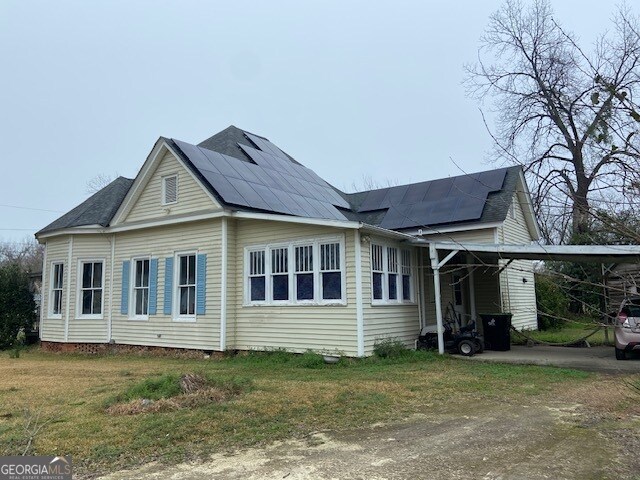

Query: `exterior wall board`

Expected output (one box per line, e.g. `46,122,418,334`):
124,150,218,224
498,193,537,329
232,219,358,356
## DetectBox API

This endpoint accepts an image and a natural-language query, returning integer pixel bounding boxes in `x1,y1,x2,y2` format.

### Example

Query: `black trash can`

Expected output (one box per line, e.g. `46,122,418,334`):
480,313,512,351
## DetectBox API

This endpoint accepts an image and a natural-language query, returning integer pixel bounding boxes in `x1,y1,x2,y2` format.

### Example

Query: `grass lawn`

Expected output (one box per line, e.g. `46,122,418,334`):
0,347,637,477
512,316,614,346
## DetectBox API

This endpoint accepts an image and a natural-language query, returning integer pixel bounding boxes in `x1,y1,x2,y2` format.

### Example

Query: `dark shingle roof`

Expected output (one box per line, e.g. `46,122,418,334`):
37,177,133,235
342,166,521,231
39,125,524,236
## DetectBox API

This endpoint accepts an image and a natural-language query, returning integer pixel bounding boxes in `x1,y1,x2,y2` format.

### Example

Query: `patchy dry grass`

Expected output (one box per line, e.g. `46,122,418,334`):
0,348,636,477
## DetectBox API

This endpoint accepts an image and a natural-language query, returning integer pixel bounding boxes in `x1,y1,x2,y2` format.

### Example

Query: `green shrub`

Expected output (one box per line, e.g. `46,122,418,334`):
296,351,326,369
535,274,569,330
373,338,410,359
0,264,35,349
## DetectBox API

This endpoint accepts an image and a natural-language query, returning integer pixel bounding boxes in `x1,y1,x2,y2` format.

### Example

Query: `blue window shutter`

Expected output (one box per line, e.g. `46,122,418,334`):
148,258,158,315
164,257,174,315
120,261,130,315
196,253,207,315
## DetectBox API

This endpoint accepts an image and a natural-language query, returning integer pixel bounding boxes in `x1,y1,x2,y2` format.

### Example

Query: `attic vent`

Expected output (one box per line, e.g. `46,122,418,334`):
162,175,178,205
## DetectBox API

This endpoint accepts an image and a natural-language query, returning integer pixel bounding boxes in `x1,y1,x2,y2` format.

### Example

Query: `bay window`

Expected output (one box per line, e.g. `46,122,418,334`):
245,237,345,305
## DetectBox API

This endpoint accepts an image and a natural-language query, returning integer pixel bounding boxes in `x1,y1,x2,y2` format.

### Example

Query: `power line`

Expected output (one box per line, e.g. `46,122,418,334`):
0,204,63,213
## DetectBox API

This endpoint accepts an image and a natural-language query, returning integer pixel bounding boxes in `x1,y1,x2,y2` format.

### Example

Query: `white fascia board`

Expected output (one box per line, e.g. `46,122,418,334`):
359,224,417,240
36,225,104,240
516,170,542,241
110,137,166,226
429,241,640,259
402,222,503,237
36,211,227,239
110,138,221,226
163,141,222,207
230,211,361,229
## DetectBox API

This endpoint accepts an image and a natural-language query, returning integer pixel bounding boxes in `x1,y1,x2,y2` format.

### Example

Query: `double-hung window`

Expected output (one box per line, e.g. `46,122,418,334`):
295,245,314,301
401,250,412,301
271,247,289,301
177,253,196,316
50,263,64,317
371,244,413,304
133,258,150,317
320,242,342,300
245,237,345,305
79,260,103,317
372,244,384,300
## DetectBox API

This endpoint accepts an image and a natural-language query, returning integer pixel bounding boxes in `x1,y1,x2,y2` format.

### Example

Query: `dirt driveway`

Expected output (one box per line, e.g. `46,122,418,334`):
101,392,638,480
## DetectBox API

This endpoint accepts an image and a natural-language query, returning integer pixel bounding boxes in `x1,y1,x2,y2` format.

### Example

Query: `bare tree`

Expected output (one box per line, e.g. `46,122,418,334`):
348,174,400,193
467,0,640,243
0,238,43,273
85,173,116,194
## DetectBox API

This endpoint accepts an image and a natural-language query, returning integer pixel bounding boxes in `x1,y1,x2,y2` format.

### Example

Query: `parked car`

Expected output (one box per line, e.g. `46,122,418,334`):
615,296,640,360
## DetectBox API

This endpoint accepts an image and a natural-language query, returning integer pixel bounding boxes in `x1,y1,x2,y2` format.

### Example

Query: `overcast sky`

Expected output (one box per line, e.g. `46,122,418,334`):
0,0,624,242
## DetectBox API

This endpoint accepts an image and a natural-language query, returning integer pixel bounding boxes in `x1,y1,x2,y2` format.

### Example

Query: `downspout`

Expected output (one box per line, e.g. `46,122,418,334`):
220,217,228,351
354,229,364,357
107,234,115,343
416,257,423,332
467,254,477,323
64,235,73,342
40,240,47,340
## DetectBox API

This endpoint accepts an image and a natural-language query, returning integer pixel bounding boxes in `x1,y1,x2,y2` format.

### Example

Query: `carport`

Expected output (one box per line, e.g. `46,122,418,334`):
412,241,640,354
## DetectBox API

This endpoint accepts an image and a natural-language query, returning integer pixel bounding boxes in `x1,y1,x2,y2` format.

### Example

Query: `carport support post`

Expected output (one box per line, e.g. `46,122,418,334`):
429,243,445,354
467,255,477,323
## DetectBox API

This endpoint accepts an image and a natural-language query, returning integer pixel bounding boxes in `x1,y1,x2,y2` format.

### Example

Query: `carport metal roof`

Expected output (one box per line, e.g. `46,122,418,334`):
410,240,640,354
420,241,640,263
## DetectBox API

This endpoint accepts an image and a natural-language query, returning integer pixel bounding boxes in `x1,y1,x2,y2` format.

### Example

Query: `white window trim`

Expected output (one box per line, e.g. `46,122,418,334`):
76,258,106,320
243,235,347,307
371,242,416,306
129,256,150,321
173,251,197,322
48,261,64,319
161,173,178,206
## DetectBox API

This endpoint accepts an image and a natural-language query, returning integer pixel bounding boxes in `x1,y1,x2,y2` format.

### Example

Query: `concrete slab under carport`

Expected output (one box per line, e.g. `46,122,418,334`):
460,344,640,374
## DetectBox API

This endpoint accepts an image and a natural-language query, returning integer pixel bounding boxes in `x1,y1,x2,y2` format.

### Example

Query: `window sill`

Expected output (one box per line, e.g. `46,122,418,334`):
242,301,347,308
128,316,149,321
371,301,417,307
47,314,62,320
75,315,104,320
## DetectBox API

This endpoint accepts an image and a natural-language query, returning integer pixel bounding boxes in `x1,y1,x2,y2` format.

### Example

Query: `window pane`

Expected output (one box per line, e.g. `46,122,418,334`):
322,272,341,300
82,263,92,288
250,277,266,301
92,262,102,288
142,289,148,315
180,286,189,314
373,272,383,300
273,275,289,300
54,291,62,314
388,274,398,300
188,285,195,315
82,290,92,314
402,275,411,301
188,255,196,284
296,273,314,300
135,262,143,287
92,290,102,314
135,289,144,315
142,260,149,287
180,256,188,285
